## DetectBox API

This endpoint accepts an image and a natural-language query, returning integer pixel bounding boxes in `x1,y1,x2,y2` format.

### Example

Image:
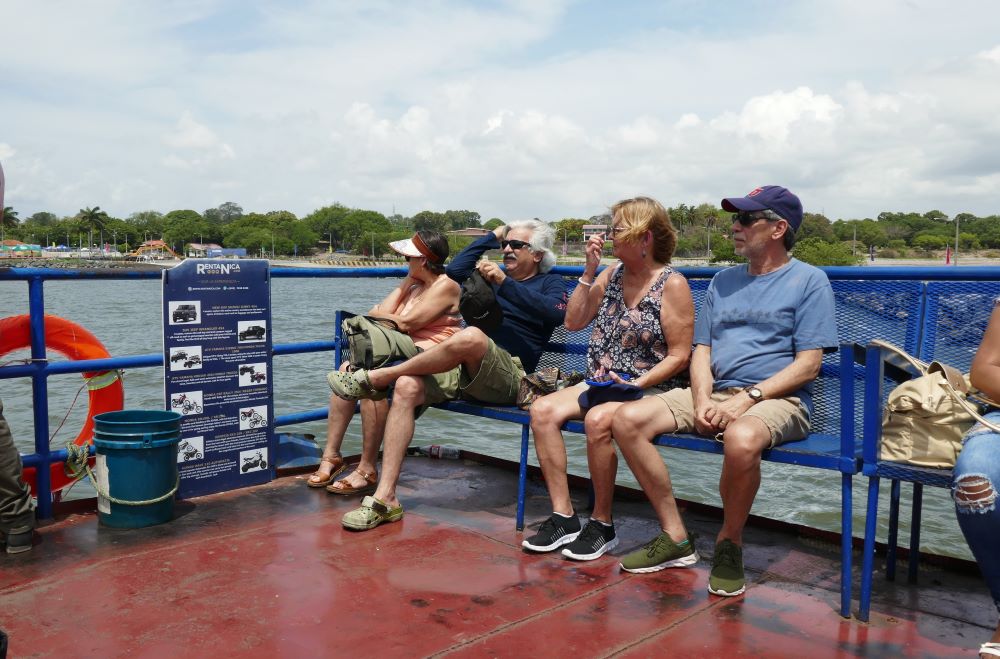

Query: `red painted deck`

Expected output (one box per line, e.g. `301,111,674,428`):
1,455,993,658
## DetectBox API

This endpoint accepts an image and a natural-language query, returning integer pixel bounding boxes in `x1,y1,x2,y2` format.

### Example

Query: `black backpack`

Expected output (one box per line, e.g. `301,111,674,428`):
459,271,504,333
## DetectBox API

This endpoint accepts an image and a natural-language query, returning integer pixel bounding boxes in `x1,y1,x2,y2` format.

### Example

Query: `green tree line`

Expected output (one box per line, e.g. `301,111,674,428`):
4,200,998,265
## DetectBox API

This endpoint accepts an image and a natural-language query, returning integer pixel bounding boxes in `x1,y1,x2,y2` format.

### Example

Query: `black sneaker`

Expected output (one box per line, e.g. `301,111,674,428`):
522,513,581,552
561,519,618,560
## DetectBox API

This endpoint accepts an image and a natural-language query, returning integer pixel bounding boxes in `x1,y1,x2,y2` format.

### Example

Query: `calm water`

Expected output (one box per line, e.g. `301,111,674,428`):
0,272,970,560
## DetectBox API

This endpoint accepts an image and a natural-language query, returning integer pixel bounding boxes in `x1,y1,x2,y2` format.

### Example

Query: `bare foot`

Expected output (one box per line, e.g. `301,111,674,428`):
306,454,344,486
338,468,375,490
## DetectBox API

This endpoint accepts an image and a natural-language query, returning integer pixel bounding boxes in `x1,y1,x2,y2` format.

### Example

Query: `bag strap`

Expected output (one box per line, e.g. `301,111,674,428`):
871,339,1000,435
852,342,911,383
869,339,929,375
937,375,1000,434
928,361,968,393
366,315,401,331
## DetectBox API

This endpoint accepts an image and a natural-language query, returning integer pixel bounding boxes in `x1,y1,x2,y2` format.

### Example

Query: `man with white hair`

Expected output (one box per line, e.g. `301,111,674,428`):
328,220,567,531
0,160,37,554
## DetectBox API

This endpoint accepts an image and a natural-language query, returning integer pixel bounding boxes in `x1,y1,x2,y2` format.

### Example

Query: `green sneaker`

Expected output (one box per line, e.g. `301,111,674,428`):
619,532,699,573
708,539,746,596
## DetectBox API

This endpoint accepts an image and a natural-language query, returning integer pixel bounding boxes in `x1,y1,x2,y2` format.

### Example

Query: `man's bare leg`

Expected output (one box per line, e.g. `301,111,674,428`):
717,417,770,545
369,375,426,508
612,397,689,542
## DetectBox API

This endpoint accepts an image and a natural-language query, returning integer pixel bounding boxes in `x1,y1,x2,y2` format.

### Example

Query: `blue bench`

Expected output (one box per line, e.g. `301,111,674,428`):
858,278,1000,622
332,266,996,620
493,271,921,619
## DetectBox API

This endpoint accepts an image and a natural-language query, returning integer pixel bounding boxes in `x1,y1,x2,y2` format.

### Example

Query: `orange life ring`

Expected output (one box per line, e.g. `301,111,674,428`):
0,314,125,495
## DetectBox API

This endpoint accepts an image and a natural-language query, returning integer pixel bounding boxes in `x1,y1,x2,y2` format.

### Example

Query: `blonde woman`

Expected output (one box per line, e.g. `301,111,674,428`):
523,197,694,560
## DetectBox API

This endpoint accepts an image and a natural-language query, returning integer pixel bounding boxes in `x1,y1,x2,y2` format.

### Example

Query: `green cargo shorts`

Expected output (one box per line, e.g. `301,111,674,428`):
421,338,524,406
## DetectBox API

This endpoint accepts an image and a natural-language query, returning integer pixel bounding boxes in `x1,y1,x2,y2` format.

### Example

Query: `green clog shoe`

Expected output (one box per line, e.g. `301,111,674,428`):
342,495,404,531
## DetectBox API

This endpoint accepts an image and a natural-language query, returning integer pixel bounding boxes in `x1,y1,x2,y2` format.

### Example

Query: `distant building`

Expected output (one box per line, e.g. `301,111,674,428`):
187,242,223,258
447,228,491,237
206,247,247,258
582,224,612,241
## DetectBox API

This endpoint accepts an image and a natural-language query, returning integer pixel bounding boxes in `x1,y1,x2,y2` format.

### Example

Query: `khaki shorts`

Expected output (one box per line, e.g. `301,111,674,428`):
650,387,810,448
422,338,525,406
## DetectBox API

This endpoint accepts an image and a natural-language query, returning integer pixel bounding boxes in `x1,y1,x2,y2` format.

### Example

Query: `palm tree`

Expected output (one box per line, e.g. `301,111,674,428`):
79,206,109,232
1,206,18,228
79,206,110,248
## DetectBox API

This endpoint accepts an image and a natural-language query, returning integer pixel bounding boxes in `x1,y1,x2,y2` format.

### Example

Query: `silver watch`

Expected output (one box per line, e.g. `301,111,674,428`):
744,385,764,403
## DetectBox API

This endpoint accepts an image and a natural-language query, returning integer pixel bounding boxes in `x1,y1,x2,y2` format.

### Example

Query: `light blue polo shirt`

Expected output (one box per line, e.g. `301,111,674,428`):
693,258,838,414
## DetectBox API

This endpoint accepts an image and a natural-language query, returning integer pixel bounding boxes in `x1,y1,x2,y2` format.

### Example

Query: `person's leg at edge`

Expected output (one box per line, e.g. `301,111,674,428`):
0,399,35,547
583,402,624,524
528,387,584,517
612,397,689,542
716,416,771,546
367,328,488,392
335,398,388,489
368,375,427,508
951,427,1000,655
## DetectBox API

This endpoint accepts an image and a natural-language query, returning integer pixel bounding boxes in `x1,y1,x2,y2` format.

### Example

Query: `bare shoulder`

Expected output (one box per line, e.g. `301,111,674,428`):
432,274,461,294
662,269,691,293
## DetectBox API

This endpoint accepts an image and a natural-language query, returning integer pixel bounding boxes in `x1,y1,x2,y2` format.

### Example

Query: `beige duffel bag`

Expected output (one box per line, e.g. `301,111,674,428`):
874,339,999,468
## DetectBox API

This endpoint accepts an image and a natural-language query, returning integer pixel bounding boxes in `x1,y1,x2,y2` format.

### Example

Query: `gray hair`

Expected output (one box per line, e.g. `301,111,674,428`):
508,218,556,273
757,209,797,250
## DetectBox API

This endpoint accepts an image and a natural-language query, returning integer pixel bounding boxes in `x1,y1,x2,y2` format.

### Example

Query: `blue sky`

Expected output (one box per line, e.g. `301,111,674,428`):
2,0,1000,222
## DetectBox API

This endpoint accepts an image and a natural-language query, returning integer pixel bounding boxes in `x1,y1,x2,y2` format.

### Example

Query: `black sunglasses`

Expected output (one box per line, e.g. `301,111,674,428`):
501,239,532,250
733,211,769,227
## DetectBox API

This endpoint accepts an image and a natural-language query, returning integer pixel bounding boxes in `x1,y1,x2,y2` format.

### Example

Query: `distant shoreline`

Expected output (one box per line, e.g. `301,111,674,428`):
4,254,1000,271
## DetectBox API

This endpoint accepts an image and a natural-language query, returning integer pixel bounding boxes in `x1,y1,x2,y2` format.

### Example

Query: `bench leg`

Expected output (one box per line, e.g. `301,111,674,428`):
859,475,881,622
517,424,529,532
908,483,923,584
887,479,901,582
840,473,853,618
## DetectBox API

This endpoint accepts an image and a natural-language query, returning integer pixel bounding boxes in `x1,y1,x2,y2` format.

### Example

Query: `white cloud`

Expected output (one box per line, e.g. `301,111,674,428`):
978,45,1000,63
163,112,235,163
2,2,1000,221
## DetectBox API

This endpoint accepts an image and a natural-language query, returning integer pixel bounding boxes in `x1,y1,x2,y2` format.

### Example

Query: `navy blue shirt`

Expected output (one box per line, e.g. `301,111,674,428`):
447,234,567,372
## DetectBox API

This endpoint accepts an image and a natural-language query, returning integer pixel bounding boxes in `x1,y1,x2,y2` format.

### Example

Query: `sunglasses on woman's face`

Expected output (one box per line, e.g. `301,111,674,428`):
501,239,531,250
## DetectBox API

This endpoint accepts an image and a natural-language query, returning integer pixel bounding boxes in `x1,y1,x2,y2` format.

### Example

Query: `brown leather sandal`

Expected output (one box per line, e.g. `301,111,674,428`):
306,456,346,488
326,468,378,496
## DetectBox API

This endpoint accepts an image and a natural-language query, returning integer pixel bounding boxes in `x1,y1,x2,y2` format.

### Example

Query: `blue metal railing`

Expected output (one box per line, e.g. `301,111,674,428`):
0,265,410,518
3,263,999,519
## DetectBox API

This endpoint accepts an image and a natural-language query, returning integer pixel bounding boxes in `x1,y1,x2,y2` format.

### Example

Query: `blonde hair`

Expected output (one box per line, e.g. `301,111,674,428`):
610,196,677,263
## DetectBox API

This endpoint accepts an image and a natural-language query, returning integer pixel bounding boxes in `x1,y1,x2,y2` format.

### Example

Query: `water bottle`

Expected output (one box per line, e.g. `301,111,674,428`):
411,444,461,459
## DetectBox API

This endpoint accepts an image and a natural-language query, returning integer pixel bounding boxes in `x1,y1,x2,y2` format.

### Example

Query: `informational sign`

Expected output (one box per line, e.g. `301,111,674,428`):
162,259,274,498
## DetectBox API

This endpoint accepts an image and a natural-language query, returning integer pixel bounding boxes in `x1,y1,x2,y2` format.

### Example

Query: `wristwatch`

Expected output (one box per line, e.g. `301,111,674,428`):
743,385,764,403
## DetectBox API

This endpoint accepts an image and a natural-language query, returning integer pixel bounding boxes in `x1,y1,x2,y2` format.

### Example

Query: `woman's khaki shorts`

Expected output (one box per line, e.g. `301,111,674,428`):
650,387,810,448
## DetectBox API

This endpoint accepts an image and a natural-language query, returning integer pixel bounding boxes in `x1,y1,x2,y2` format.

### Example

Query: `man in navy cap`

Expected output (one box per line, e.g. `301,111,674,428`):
610,185,837,596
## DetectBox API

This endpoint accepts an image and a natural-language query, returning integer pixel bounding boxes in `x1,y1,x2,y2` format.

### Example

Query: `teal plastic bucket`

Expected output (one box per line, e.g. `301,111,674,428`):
92,410,183,528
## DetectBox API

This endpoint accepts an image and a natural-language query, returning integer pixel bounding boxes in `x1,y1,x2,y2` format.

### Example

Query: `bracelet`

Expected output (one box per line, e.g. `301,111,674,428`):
577,277,594,288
